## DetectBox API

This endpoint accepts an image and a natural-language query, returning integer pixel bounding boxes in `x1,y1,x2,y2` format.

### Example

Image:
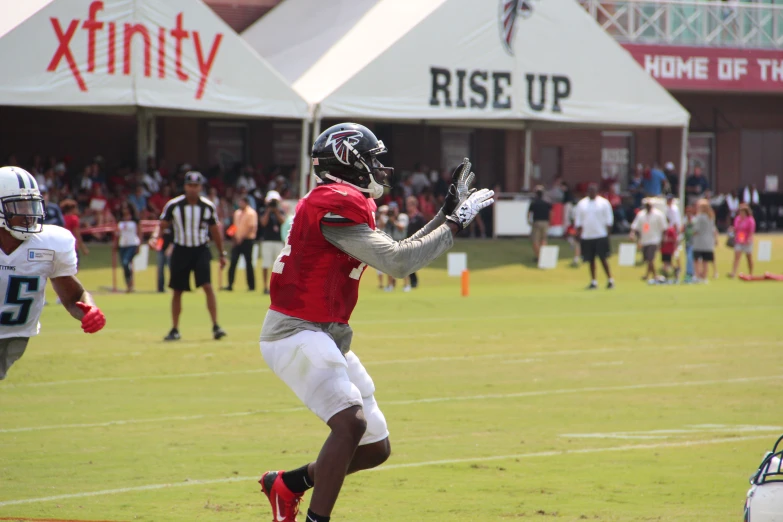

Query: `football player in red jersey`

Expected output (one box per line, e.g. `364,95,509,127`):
258,123,494,522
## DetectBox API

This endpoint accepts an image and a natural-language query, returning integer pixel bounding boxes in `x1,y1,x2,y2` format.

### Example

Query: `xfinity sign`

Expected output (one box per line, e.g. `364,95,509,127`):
47,0,223,99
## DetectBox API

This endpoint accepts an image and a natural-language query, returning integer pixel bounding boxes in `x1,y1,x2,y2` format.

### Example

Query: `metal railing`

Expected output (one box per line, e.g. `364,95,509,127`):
580,0,783,48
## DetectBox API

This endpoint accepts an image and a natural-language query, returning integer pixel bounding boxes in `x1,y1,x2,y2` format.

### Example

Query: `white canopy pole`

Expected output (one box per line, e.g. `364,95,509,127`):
678,124,689,216
298,117,310,198
309,106,322,192
523,129,533,191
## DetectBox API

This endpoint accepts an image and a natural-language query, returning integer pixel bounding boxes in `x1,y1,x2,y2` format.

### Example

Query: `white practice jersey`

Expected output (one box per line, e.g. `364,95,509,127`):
0,225,77,339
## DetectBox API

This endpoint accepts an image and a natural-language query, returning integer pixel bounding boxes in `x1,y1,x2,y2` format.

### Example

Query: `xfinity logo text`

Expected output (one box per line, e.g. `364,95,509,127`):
47,1,223,99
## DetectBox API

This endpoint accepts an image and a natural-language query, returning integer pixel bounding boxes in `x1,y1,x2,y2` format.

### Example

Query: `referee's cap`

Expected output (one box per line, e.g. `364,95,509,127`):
184,171,205,185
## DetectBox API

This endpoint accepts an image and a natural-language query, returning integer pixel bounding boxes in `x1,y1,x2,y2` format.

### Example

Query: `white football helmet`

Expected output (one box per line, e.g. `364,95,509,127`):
745,435,783,521
0,166,45,240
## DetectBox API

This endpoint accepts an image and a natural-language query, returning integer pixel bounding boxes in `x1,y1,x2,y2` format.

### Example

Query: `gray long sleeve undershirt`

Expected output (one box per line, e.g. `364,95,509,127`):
321,211,453,279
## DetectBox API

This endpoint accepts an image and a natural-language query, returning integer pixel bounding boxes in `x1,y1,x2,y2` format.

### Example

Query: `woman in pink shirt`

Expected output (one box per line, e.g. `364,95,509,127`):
728,203,756,278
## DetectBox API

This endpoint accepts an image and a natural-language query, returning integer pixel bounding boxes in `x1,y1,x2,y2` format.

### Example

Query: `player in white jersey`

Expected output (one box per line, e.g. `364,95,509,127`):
0,166,106,381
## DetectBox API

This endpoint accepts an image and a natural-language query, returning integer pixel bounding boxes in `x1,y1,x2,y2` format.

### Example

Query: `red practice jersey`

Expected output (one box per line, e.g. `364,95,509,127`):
269,184,377,324
660,225,678,255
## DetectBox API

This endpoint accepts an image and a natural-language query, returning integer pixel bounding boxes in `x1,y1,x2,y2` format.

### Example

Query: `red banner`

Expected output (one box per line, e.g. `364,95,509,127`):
622,44,783,92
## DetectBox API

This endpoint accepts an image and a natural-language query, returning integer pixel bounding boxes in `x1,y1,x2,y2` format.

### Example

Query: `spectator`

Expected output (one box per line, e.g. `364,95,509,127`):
683,205,696,282
433,169,451,201
143,157,163,194
236,166,257,192
128,185,147,216
726,189,740,219
527,185,551,263
665,194,681,231
660,220,679,280
78,165,93,192
115,203,142,293
224,195,258,292
630,198,667,282
628,165,645,210
728,203,756,278
403,196,425,290
642,163,669,197
259,190,286,295
574,183,614,289
279,201,294,243
692,198,718,281
410,163,431,194
664,161,678,195
417,186,437,220
375,205,390,289
237,186,257,211
149,221,173,293
685,166,709,204
547,177,565,203
41,186,65,227
148,185,172,217
60,199,89,262
384,202,410,292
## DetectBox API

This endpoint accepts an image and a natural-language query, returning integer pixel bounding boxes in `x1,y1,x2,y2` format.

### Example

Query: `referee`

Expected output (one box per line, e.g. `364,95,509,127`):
153,172,227,341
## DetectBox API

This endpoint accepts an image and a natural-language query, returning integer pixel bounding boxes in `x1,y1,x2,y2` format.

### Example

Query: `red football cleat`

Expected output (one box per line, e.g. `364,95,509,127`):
260,470,304,522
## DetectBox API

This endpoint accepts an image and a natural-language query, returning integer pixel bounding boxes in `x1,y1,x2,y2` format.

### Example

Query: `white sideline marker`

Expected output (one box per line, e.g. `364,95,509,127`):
618,243,637,266
447,252,467,277
757,240,772,262
132,244,149,272
537,245,559,269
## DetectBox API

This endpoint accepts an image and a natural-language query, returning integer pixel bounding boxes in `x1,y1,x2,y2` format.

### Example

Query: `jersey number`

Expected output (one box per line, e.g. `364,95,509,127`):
1,276,40,326
272,218,366,280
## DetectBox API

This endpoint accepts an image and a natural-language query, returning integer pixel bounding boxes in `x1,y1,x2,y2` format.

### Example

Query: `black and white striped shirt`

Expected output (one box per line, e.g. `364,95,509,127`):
160,195,218,247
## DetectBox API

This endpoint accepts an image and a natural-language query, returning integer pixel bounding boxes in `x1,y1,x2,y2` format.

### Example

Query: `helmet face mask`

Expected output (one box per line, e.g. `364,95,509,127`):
312,123,394,199
0,167,45,241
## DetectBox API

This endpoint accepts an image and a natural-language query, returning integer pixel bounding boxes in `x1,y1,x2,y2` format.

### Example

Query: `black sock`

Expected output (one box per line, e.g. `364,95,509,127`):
306,509,330,522
212,324,220,331
281,464,313,493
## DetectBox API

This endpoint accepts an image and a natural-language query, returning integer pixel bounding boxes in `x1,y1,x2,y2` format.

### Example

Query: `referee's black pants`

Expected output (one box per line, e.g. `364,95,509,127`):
227,239,255,290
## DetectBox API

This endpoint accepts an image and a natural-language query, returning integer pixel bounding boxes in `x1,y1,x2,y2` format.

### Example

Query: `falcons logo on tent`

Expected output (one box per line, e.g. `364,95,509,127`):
500,0,535,55
325,130,364,165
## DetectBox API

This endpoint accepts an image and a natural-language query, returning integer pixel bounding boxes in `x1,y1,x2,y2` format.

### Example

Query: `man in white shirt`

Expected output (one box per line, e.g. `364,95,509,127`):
665,194,681,230
574,184,614,289
630,198,668,282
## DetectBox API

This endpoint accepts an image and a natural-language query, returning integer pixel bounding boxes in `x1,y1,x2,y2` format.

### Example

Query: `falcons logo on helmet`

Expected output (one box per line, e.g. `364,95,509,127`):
500,0,535,55
325,130,364,165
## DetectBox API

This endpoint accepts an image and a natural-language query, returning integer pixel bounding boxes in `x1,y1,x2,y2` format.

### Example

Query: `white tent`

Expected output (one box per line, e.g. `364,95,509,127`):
0,0,310,189
245,0,690,198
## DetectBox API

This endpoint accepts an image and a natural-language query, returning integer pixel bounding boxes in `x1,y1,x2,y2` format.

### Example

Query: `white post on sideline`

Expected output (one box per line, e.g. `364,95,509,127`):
537,245,559,269
447,252,467,277
618,243,637,266
757,240,772,262
132,245,150,272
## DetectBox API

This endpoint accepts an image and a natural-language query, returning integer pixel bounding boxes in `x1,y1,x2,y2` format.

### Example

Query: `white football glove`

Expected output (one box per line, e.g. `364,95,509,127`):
446,188,495,231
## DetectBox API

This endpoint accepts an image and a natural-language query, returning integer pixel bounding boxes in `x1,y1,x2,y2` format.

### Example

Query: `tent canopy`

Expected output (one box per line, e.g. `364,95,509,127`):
244,0,689,128
0,0,308,119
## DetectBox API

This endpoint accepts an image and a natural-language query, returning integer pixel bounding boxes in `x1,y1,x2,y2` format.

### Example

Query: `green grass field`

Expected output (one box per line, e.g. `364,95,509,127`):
1,236,782,521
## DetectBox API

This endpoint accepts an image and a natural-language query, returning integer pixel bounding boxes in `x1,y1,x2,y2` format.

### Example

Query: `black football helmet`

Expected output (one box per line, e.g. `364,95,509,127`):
311,123,393,199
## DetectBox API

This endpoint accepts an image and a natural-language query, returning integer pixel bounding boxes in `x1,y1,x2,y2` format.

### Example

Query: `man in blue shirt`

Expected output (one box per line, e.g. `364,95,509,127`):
685,165,709,204
642,164,669,196
41,186,65,227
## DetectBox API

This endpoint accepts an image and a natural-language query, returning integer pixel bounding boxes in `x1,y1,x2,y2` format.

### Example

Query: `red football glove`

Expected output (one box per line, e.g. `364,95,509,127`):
75,302,106,334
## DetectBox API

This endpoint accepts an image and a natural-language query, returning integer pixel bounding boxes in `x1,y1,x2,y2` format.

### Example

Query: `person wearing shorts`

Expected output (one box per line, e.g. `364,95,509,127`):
259,190,286,295
153,171,227,341
692,198,718,281
574,184,614,289
630,199,667,282
729,203,756,278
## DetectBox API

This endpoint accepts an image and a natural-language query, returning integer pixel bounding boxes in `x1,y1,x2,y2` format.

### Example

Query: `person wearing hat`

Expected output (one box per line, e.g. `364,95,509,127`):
152,171,227,341
259,189,287,295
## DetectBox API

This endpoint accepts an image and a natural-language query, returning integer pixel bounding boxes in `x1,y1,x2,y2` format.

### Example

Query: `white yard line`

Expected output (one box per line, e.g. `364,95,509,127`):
3,375,782,434
0,434,770,507
15,340,783,388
